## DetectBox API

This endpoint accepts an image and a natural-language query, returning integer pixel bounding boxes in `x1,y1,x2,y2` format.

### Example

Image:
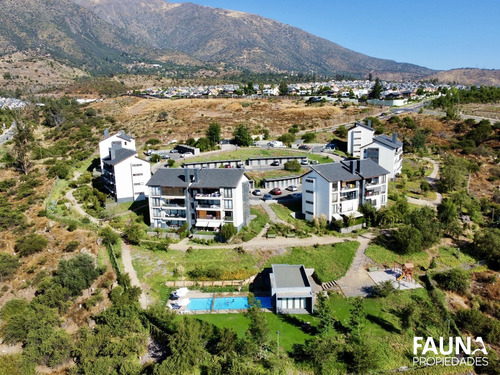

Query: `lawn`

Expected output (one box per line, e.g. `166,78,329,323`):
269,202,311,232
195,312,315,353
432,246,477,269
365,244,430,268
264,241,359,282
233,206,269,242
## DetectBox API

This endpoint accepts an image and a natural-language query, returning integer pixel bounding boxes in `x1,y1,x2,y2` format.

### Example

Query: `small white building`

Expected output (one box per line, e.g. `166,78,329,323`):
101,146,151,202
347,122,375,157
146,168,250,232
360,134,403,179
98,130,136,170
270,264,314,314
302,160,389,222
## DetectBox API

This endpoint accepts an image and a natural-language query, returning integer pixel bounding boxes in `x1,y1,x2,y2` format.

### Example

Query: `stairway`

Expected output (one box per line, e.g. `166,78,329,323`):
321,280,339,291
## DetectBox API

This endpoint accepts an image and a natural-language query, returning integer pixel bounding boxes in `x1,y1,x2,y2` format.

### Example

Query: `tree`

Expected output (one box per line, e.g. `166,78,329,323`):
53,253,101,296
409,206,441,248
392,225,422,254
334,125,348,138
278,82,288,96
284,160,301,172
302,132,317,143
13,120,34,174
244,82,255,95
150,154,161,163
206,121,221,148
439,155,468,193
368,78,382,99
348,297,366,341
233,124,253,147
263,128,270,140
411,129,429,150
220,223,237,242
99,227,120,246
438,198,460,235
278,133,295,146
194,137,211,152
124,223,145,245
474,228,500,269
246,294,269,346
315,293,336,334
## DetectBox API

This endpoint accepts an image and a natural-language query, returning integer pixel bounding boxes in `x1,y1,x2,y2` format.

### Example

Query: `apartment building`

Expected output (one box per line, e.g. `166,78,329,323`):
347,122,375,157
302,160,389,222
360,134,403,179
101,145,150,202
146,168,250,232
98,130,136,170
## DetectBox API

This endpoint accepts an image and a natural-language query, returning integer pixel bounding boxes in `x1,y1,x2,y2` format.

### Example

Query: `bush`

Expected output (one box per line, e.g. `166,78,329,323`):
53,253,101,296
15,234,48,257
284,159,301,172
0,253,20,281
124,223,145,245
434,268,470,293
99,227,120,246
150,154,161,163
64,241,79,253
371,280,395,298
220,223,237,242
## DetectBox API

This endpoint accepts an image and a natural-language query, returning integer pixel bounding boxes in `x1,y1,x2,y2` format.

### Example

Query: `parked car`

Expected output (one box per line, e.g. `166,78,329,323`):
225,165,232,168
298,145,311,150
287,185,298,192
309,160,319,165
253,189,262,196
324,143,336,150
270,161,280,166
300,159,309,165
270,187,282,195
161,154,170,159
183,152,194,156
170,149,179,153
262,194,273,201
291,193,302,199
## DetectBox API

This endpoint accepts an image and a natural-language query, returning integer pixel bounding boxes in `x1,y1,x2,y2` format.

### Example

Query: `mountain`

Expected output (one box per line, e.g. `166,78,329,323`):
70,0,434,79
425,69,500,87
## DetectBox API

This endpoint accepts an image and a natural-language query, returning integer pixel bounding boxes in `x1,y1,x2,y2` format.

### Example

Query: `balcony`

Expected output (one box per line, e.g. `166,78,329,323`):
197,204,221,210
341,182,358,191
195,190,221,199
162,200,187,208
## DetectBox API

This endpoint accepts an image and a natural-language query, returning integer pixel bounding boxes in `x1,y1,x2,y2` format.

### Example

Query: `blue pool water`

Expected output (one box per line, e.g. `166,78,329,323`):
188,296,272,311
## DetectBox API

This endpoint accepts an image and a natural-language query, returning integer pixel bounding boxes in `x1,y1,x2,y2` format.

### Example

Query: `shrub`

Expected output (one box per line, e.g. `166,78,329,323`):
64,241,79,253
371,280,395,298
99,227,120,246
284,159,301,172
15,234,48,257
220,223,237,242
150,154,161,163
434,268,470,293
0,253,20,281
53,253,101,296
124,223,145,245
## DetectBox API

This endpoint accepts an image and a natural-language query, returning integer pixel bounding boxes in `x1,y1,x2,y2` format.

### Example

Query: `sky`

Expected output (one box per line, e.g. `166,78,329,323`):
170,0,500,71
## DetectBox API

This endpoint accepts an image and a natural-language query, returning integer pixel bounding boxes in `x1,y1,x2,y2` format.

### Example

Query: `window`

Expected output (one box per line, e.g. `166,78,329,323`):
134,182,143,186
132,164,142,167
223,188,232,198
224,200,233,209
151,186,161,196
133,173,143,177
305,179,314,184
306,190,314,194
306,200,313,205
306,211,313,215
153,209,161,217
152,198,161,206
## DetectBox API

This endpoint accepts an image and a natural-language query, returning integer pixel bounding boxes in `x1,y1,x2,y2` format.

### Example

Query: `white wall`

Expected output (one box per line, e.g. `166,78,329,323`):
113,156,150,202
302,171,332,221
347,125,374,157
99,133,136,169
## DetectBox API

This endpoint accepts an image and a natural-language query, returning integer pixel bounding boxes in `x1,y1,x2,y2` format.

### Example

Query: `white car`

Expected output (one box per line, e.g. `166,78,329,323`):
287,185,298,192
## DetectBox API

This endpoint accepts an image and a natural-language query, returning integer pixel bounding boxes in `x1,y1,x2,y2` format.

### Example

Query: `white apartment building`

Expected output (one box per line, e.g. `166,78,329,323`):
146,168,250,232
347,122,375,157
361,134,403,179
98,130,136,170
302,160,389,222
101,145,151,202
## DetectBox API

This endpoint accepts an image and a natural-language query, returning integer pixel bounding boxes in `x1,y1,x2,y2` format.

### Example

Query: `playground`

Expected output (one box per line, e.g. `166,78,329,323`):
368,262,423,291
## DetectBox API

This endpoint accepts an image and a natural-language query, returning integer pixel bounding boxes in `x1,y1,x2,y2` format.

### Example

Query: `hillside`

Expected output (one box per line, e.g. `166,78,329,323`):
426,68,500,86
0,0,157,73
71,0,434,79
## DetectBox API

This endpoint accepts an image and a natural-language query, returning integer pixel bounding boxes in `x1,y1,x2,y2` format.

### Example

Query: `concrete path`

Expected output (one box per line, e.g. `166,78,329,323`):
406,157,442,207
335,233,376,297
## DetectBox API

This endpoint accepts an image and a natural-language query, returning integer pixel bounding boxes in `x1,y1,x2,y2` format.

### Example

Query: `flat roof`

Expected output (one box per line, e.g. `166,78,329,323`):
272,264,310,289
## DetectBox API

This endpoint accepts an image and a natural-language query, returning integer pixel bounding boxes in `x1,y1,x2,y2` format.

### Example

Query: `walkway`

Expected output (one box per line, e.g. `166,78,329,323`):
335,233,376,297
121,241,149,309
64,189,101,225
406,157,442,207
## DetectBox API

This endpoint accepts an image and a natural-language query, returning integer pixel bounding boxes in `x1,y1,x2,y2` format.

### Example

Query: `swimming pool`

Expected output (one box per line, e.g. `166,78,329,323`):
188,296,272,311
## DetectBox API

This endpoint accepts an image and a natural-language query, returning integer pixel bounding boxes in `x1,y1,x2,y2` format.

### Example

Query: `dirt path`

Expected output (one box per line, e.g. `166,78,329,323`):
407,157,442,207
64,189,101,224
121,240,149,309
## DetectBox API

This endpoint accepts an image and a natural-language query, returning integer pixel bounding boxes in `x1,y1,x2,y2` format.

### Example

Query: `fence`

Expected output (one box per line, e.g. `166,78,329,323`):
165,274,256,288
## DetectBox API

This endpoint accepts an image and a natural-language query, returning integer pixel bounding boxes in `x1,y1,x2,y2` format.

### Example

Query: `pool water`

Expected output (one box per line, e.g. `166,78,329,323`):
188,296,272,311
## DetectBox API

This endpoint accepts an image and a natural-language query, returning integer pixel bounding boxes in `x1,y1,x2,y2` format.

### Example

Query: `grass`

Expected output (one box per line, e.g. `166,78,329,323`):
233,206,269,242
432,246,477,269
195,312,315,353
269,202,311,232
264,242,359,282
365,244,430,268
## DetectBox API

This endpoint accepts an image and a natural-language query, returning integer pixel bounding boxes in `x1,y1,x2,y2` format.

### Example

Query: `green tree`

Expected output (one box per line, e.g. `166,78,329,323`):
302,132,317,143
220,223,237,242
150,153,161,163
246,294,269,347
278,81,288,96
439,155,468,193
278,133,295,146
124,223,145,245
99,226,120,246
438,198,461,235
53,253,101,296
206,121,221,147
392,225,422,253
409,206,441,249
334,125,348,138
284,159,301,172
474,228,500,269
195,137,211,152
233,124,253,147
0,253,20,281
368,78,382,99
349,297,366,341
315,293,336,334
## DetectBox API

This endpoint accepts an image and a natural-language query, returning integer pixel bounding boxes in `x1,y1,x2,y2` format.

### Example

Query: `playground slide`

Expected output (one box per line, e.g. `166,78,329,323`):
397,274,404,282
